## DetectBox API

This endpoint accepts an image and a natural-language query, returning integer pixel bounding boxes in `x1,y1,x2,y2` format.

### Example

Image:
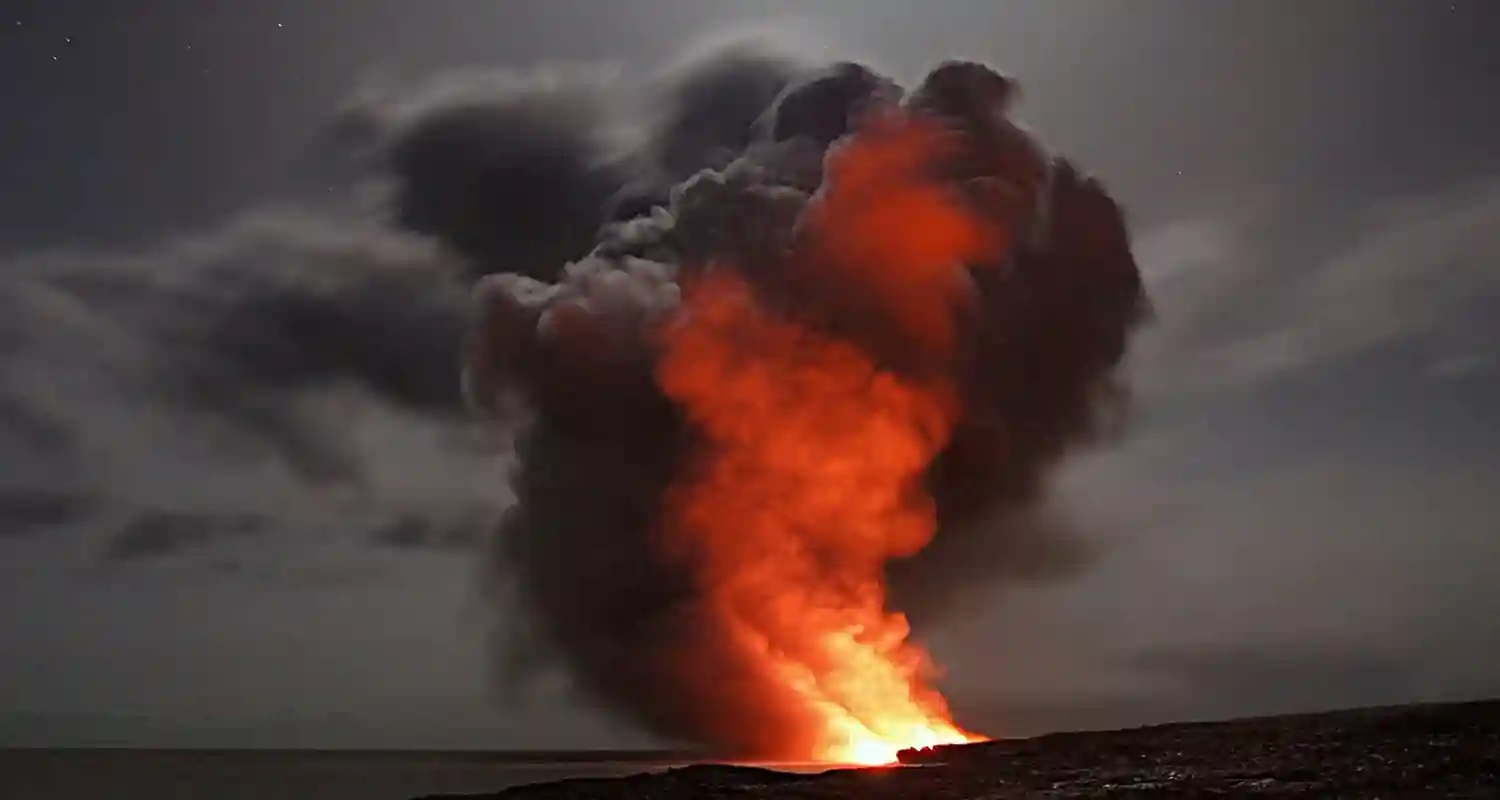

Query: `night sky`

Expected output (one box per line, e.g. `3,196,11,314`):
3,0,1499,749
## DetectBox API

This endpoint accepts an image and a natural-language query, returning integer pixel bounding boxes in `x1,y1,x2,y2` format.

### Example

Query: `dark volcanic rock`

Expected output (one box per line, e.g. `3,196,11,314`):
417,700,1500,798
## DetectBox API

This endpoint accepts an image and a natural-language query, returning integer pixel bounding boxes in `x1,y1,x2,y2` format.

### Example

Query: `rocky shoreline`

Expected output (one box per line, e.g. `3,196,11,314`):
417,700,1500,798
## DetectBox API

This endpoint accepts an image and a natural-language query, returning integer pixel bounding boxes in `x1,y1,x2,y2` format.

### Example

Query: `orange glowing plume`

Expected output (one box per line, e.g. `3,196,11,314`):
656,111,1001,764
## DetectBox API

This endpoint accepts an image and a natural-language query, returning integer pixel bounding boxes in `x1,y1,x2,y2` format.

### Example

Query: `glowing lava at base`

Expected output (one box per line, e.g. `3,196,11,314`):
655,111,999,765
658,273,984,765
789,630,986,766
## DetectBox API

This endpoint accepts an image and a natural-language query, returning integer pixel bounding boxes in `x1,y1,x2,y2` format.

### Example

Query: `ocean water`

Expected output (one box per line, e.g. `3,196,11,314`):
0,749,689,800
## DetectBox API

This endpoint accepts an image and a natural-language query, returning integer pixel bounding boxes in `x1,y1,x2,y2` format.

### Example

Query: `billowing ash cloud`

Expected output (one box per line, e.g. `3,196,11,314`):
463,57,1147,754
0,42,1143,751
329,66,627,282
647,45,804,181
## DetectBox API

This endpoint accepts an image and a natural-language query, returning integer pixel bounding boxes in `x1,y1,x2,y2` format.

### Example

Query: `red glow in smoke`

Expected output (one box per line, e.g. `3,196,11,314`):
655,111,1002,764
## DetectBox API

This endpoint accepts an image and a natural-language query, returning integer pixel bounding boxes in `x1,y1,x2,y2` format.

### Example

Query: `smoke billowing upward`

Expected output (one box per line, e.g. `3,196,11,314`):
458,49,1147,761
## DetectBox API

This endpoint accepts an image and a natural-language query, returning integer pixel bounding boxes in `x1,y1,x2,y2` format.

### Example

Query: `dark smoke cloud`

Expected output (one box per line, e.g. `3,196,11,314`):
895,154,1146,625
331,67,628,282
0,44,1143,752
328,48,799,285
465,57,1147,753
648,45,803,181
764,62,903,148
383,103,621,281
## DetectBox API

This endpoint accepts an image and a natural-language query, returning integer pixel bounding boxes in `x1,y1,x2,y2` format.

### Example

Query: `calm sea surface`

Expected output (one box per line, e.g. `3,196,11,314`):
0,749,711,800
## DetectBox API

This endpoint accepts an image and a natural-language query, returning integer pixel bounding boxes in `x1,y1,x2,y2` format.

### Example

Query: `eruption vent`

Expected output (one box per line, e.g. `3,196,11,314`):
465,58,1147,763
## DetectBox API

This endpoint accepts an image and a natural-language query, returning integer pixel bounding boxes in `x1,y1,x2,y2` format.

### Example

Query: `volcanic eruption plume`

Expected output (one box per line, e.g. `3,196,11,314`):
465,58,1147,763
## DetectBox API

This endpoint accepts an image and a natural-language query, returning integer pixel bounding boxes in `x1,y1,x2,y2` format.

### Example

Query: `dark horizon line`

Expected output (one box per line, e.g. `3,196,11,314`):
0,746,708,763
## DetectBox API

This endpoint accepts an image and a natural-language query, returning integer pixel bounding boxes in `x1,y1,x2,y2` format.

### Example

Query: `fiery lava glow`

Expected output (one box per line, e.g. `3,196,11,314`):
655,112,998,764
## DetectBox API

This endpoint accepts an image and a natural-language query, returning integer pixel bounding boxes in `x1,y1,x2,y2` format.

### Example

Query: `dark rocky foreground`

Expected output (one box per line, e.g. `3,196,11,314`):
417,700,1500,798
